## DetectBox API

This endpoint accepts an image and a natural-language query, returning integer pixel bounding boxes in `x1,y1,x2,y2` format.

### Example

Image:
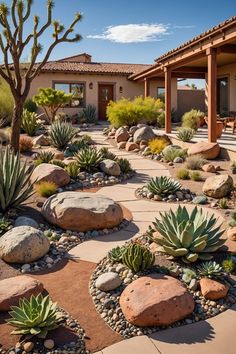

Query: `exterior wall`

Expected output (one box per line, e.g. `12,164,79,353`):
177,89,206,119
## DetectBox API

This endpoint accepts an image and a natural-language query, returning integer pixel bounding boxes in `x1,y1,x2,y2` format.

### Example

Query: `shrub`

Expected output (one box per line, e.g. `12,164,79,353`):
50,159,66,168
176,168,190,180
7,294,64,338
197,261,223,279
182,109,204,131
24,98,37,113
75,147,103,172
65,162,80,179
49,121,77,149
177,128,194,142
185,154,207,170
81,104,97,123
156,109,165,128
0,217,12,236
148,137,170,154
147,176,181,196
19,136,33,152
35,181,58,198
108,246,126,263
162,148,187,162
80,134,93,145
218,198,228,209
122,243,155,273
21,109,42,136
228,212,236,227
117,158,132,174
100,147,117,161
222,258,235,273
150,206,225,263
0,78,13,127
0,147,33,212
190,171,203,181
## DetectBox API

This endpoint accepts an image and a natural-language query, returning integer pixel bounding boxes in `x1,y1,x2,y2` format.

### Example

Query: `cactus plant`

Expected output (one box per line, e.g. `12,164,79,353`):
65,162,80,179
122,243,155,273
197,261,224,279
75,147,103,172
177,128,194,142
108,246,126,263
100,147,117,161
7,294,64,338
147,176,181,196
34,151,54,166
49,121,77,149
150,206,225,263
117,158,132,174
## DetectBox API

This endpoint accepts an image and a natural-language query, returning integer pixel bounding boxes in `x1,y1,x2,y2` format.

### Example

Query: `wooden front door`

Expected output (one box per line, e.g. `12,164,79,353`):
98,84,114,120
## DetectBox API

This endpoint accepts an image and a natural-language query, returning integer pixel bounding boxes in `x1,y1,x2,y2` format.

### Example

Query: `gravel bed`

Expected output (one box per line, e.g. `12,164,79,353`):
135,187,196,203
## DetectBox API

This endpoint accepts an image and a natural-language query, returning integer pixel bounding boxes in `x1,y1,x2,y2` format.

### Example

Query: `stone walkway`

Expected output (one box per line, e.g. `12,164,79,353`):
70,128,235,354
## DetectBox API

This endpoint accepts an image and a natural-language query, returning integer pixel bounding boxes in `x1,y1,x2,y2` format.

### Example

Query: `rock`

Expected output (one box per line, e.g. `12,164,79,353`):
120,274,195,326
203,174,233,198
188,142,220,159
192,195,208,205
0,226,50,264
99,159,121,176
115,127,130,143
140,140,148,147
42,192,123,232
126,142,139,151
23,342,34,352
202,164,216,173
200,278,229,300
43,148,64,160
33,134,49,147
133,126,156,144
63,157,76,165
227,227,236,241
44,339,54,350
31,163,70,187
95,272,122,291
15,216,38,229
129,126,138,135
0,275,43,311
117,141,126,149
189,278,198,291
173,157,183,163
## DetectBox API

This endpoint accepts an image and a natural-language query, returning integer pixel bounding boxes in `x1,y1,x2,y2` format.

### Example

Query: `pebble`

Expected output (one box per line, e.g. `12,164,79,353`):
44,339,55,350
23,342,34,352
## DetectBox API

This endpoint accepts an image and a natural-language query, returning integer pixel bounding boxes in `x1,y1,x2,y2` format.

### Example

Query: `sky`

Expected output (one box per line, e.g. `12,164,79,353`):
1,0,236,87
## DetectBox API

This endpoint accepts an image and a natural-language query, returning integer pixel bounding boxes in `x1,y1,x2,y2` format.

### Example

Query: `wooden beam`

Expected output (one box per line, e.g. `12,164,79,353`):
172,72,206,79
144,78,150,98
173,66,207,73
164,67,172,134
207,48,217,143
217,44,236,54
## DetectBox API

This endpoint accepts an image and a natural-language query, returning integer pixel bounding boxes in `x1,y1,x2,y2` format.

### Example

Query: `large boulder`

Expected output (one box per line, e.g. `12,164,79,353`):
125,142,139,151
203,174,233,198
99,159,121,176
115,127,130,143
188,142,220,159
200,278,229,300
0,276,43,311
133,126,156,144
95,272,122,291
31,163,70,187
0,226,50,264
42,192,123,232
120,274,194,327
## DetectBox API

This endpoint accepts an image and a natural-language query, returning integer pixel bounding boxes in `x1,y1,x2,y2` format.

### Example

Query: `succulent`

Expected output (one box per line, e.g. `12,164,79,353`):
0,147,33,212
182,268,197,284
147,176,181,197
218,198,228,209
64,140,87,157
162,147,187,162
21,109,42,136
50,159,66,168
108,246,126,263
80,134,93,145
117,158,132,174
81,104,97,123
100,147,117,161
49,121,77,149
230,161,236,174
197,261,224,279
228,212,236,227
7,294,64,338
0,217,12,236
122,243,155,273
75,147,103,172
150,206,225,263
35,151,54,164
177,128,194,142
222,258,236,273
65,162,80,179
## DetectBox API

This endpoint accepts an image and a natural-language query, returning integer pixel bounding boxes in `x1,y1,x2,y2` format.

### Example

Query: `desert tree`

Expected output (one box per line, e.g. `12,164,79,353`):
0,0,82,151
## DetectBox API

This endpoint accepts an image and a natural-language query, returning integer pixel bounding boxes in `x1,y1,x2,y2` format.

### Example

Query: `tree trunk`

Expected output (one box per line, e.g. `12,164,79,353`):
10,100,23,153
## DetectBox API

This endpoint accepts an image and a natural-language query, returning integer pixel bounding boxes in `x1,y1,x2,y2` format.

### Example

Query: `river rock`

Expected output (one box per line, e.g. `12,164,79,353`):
95,272,122,291
15,216,38,229
99,159,121,176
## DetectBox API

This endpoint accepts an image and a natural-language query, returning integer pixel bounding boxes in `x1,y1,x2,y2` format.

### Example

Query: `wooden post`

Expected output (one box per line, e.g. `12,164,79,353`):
164,67,172,133
207,48,217,143
144,78,150,98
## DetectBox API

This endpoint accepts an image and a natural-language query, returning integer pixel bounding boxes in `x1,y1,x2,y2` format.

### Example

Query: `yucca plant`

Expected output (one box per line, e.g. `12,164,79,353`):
75,147,103,172
49,121,77,149
21,109,42,136
150,206,225,263
108,246,126,263
197,261,224,279
177,128,194,142
117,158,132,174
0,147,33,212
7,294,64,338
147,176,181,196
65,162,80,179
122,243,155,273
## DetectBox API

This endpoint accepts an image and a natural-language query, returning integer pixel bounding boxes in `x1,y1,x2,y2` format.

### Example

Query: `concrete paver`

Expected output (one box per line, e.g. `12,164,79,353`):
102,336,161,354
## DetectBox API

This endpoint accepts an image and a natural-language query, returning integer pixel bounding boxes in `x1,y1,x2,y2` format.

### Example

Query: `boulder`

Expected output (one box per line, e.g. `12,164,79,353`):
99,159,121,176
0,226,50,264
117,141,126,149
200,278,229,300
31,163,70,187
192,195,208,205
129,126,138,135
202,164,216,173
0,276,43,311
203,174,233,198
133,126,156,144
15,216,38,229
42,192,123,232
33,134,50,147
126,142,139,151
115,127,130,143
95,272,122,291
188,142,220,159
227,227,236,241
120,274,194,326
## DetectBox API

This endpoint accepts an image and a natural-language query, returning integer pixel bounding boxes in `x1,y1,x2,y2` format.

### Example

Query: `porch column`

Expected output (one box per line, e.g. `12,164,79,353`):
164,67,172,133
207,48,217,143
144,78,150,98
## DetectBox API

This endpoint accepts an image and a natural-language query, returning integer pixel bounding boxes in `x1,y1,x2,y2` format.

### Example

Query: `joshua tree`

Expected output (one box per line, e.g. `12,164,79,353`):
0,0,82,151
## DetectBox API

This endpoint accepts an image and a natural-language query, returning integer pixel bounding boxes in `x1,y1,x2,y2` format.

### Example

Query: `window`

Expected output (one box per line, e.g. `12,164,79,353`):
157,87,165,102
54,82,85,108
217,77,229,117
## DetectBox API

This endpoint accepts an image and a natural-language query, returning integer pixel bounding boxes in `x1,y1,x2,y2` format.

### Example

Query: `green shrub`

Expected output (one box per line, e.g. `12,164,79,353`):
21,109,42,136
176,168,190,180
0,217,12,236
117,158,132,174
35,181,58,198
148,137,170,154
65,162,80,178
182,109,204,131
185,154,207,170
50,159,66,168
24,98,37,113
81,104,97,123
0,78,13,127
99,147,117,161
122,243,155,273
147,176,181,196
222,258,235,273
162,147,187,162
156,109,165,128
36,151,54,164
49,121,77,149
75,147,103,172
197,261,223,279
218,198,228,209
177,128,194,142
190,171,203,181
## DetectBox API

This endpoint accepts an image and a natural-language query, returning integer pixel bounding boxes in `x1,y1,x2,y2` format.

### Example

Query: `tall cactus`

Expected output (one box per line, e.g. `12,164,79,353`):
122,243,155,273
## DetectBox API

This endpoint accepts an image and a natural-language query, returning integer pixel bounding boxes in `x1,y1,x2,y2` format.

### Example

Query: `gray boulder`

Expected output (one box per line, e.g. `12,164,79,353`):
99,159,121,176
15,216,39,229
95,272,122,291
133,126,156,143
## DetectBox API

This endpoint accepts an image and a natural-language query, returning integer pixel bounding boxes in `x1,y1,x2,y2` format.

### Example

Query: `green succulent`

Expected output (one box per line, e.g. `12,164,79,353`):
122,243,155,273
177,128,194,142
50,159,66,168
218,198,228,209
150,206,225,263
228,212,236,227
108,246,126,263
117,158,132,174
21,109,42,136
100,147,117,161
222,258,236,273
7,294,64,338
64,140,87,157
162,147,187,162
35,151,54,165
80,134,93,145
0,217,12,236
65,162,80,179
197,261,224,279
182,268,197,284
0,147,33,212
81,104,97,123
49,121,77,149
147,176,181,196
75,147,103,172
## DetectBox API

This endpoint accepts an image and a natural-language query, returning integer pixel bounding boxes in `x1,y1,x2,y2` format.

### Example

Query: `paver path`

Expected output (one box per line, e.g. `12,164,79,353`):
70,127,234,354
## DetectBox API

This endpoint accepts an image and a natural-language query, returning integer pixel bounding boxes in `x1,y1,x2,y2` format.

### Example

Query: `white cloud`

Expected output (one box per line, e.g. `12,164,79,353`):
87,23,169,43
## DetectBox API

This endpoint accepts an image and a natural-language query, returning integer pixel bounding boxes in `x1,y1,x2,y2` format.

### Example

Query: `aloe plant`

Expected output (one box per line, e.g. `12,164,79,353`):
36,151,55,164
150,206,225,263
7,294,64,338
49,121,77,149
122,243,155,273
21,109,42,136
75,147,103,172
0,147,33,212
147,176,181,196
65,161,80,179
197,261,224,279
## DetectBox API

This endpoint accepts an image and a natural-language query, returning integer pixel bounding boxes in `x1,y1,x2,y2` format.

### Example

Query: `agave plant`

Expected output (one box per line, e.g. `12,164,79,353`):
7,294,64,338
75,147,103,172
21,109,42,136
81,104,97,123
197,261,224,279
108,246,126,263
0,147,33,212
36,151,55,164
49,121,77,149
147,176,181,196
117,158,132,174
99,147,117,161
65,162,80,179
150,206,225,263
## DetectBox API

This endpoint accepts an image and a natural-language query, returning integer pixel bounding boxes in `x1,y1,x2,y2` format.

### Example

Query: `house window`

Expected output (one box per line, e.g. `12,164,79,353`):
217,77,229,117
54,82,85,108
157,87,165,102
